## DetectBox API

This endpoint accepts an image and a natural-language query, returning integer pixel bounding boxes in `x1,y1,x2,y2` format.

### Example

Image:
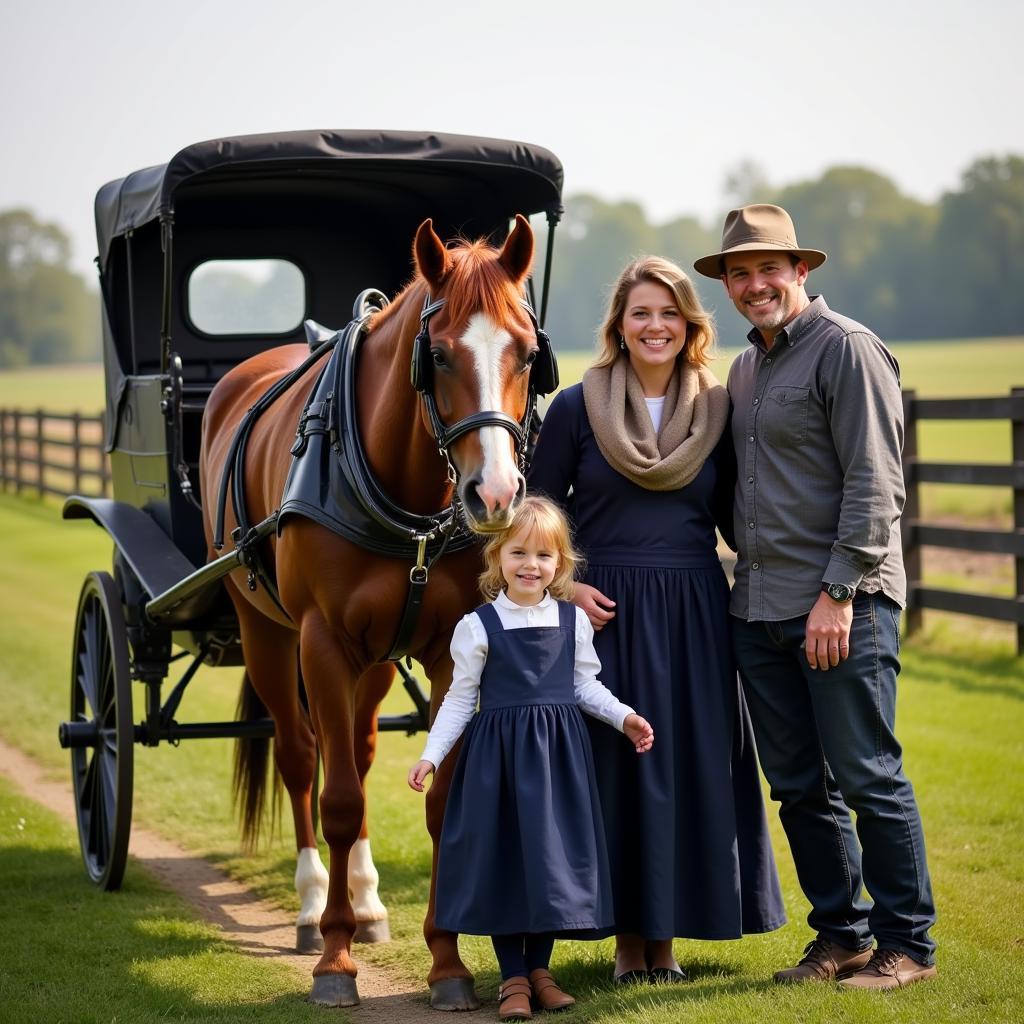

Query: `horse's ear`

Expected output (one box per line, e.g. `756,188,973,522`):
414,219,449,292
499,213,534,283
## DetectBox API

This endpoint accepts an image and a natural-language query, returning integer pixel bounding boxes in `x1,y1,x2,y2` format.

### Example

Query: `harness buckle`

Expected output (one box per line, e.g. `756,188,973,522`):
410,533,430,583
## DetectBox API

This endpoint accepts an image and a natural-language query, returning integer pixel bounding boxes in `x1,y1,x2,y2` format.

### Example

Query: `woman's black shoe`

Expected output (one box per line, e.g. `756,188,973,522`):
649,967,687,984
613,969,649,986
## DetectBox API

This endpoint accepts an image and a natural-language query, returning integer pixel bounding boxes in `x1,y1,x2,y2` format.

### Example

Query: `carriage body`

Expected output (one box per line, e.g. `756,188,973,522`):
59,130,563,888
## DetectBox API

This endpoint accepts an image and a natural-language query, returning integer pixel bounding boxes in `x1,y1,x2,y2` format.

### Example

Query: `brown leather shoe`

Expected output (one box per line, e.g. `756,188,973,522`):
498,977,533,1021
528,968,575,1011
837,949,937,990
774,936,873,983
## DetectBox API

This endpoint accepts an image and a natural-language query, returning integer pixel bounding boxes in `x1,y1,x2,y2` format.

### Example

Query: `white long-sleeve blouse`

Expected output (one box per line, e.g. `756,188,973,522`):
420,589,634,768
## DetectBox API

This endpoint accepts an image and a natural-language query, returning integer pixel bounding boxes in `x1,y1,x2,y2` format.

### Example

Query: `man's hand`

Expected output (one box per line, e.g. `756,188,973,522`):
805,591,853,670
573,582,616,631
623,714,654,753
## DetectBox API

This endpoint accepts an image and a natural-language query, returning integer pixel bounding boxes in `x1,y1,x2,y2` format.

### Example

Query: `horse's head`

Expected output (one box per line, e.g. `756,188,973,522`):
411,214,556,533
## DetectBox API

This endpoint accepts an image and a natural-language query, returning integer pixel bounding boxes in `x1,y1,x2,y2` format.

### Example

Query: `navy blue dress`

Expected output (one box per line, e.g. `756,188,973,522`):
434,600,614,936
529,384,785,940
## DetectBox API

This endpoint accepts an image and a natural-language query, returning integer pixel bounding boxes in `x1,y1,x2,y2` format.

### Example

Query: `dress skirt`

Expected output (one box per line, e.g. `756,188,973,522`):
585,553,786,940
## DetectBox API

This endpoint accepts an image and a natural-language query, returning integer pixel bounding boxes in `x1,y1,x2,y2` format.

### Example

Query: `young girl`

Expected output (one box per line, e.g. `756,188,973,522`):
409,496,654,1021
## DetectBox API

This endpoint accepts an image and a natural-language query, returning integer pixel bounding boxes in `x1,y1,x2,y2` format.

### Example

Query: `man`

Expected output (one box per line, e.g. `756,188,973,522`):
694,205,937,990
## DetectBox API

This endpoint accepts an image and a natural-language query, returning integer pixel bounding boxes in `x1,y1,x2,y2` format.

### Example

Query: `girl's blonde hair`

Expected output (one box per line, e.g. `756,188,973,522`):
593,254,716,370
478,496,582,601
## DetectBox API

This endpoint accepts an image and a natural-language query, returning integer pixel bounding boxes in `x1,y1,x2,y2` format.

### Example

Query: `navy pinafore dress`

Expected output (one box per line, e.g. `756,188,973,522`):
434,600,614,937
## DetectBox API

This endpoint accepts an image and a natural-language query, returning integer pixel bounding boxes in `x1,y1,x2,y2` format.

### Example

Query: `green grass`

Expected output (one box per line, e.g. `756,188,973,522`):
0,775,339,1023
1,491,1023,1022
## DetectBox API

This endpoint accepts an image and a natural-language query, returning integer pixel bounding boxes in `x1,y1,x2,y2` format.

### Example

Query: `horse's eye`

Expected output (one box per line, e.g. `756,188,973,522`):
521,349,538,372
431,349,446,368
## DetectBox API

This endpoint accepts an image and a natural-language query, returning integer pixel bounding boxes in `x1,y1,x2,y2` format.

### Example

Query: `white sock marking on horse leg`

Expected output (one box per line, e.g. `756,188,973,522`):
295,846,329,927
348,837,388,922
461,313,522,512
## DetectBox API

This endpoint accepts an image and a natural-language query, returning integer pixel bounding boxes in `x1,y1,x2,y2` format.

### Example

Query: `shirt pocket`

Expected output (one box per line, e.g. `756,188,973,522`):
762,385,809,447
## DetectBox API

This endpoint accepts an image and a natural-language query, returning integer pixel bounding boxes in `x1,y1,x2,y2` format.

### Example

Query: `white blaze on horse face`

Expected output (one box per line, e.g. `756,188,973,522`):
459,312,525,520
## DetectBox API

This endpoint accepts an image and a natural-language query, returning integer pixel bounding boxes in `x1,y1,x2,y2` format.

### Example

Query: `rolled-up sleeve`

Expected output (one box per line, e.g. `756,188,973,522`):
822,334,905,588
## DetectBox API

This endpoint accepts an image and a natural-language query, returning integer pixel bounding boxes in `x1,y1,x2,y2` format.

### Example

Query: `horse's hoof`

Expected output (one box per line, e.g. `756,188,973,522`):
296,924,324,954
354,918,391,944
429,977,480,1011
309,973,360,1007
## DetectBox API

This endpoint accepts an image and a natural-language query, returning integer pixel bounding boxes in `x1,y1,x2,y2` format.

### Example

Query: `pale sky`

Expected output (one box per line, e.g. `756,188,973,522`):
3,0,1022,278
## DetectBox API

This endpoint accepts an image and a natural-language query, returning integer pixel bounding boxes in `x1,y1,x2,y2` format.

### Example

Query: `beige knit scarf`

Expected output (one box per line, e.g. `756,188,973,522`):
581,355,729,491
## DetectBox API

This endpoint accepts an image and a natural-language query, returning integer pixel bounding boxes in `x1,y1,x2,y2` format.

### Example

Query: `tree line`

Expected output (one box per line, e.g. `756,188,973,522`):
1,153,1021,367
542,154,1024,350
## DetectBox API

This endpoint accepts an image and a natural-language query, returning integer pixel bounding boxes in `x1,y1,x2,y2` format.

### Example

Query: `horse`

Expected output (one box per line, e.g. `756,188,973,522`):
198,214,546,1009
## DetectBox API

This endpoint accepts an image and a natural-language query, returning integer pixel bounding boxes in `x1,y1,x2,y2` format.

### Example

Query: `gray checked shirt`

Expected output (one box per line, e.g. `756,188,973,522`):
727,295,907,621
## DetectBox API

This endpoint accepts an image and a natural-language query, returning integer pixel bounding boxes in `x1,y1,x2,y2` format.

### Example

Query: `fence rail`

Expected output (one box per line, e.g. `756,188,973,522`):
0,408,110,499
2,392,1022,652
902,387,1024,654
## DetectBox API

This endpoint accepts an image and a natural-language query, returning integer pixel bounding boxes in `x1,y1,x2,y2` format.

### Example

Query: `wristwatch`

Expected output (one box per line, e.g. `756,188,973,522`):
822,582,855,603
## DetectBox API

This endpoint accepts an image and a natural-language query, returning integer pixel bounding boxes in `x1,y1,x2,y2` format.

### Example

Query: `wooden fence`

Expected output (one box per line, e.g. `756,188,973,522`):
902,387,1024,654
0,408,110,499
2,391,1022,652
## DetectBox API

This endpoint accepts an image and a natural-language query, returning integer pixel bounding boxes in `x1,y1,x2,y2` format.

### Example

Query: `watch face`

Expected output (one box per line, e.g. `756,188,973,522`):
827,583,854,602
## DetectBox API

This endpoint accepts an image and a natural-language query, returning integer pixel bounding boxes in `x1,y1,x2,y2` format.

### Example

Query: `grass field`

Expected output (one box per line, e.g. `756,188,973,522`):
1,337,1022,1020
1,491,1022,1022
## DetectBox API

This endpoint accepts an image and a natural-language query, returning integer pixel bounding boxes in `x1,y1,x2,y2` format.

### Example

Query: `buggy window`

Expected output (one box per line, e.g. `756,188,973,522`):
188,259,305,335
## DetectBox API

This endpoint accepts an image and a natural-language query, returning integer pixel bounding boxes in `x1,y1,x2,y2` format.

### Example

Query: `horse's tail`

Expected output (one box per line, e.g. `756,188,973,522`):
232,671,282,851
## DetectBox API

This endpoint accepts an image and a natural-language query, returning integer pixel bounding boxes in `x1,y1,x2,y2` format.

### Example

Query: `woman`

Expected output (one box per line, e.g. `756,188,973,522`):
528,256,785,982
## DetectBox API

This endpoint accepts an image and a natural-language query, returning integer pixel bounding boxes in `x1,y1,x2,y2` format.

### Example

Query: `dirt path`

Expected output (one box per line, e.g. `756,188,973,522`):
0,738,446,1022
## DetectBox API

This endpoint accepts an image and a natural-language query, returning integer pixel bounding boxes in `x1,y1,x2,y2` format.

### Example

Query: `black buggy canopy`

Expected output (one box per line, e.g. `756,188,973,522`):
95,129,564,271
95,129,564,450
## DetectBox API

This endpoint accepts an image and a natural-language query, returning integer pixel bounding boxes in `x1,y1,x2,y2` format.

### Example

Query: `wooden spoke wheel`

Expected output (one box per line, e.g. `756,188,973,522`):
68,571,134,889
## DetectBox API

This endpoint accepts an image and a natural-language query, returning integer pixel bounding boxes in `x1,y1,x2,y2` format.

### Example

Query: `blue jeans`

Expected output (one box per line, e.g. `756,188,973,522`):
732,593,936,964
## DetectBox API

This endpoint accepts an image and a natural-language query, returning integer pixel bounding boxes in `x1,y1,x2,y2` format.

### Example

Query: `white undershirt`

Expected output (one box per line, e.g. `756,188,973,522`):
645,395,666,433
420,589,634,768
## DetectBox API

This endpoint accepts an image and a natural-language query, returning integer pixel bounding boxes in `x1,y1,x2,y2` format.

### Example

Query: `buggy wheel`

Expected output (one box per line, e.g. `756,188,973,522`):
68,571,134,889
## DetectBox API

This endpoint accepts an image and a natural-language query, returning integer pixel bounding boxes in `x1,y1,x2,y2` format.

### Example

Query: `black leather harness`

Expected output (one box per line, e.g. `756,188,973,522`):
212,288,552,662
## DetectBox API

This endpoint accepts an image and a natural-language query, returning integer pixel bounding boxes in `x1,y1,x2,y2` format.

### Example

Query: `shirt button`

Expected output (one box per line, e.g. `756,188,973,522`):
752,397,759,405
747,476,754,484
751,562,760,570
748,521,755,529
765,357,773,365
748,435,755,443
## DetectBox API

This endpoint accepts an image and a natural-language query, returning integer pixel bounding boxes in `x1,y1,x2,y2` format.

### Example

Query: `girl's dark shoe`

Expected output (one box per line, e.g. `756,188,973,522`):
529,969,575,1010
498,977,533,1021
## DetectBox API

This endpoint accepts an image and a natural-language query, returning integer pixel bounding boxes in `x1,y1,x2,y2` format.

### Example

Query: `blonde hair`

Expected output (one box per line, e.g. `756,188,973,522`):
478,496,582,601
593,255,716,369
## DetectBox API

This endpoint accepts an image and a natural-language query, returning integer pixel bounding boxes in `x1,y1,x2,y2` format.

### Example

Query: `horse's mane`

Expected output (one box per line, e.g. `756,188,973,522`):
371,237,525,334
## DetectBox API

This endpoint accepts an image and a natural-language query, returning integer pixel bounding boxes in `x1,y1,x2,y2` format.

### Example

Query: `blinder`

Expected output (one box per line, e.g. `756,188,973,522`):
410,297,558,397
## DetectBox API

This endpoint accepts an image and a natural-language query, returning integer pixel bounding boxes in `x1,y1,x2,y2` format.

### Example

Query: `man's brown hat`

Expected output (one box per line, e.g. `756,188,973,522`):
693,204,827,279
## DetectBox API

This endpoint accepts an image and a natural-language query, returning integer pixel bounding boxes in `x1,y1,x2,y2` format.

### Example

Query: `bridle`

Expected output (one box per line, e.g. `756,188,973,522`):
410,293,555,485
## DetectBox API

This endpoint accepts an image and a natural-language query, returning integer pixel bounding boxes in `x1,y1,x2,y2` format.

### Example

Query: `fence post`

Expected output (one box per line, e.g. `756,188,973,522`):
1013,387,1024,657
13,412,23,496
35,409,45,494
71,411,82,494
902,389,922,640
0,410,7,492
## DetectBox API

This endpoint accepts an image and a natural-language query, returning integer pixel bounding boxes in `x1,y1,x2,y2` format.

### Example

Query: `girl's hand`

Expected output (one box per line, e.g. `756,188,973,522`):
573,583,616,631
408,760,436,791
623,714,654,753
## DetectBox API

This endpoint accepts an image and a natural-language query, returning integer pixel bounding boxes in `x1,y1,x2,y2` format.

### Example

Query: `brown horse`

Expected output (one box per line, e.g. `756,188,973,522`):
199,215,542,1009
